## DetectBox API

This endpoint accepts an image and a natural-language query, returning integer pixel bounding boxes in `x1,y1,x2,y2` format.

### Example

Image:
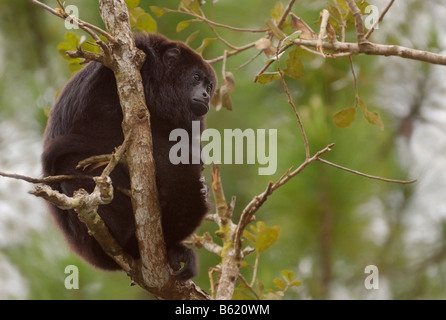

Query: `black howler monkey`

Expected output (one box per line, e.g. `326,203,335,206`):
41,33,216,280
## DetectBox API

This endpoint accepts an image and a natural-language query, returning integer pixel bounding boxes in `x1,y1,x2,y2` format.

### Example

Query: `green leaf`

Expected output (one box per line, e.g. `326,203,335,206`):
273,278,286,290
281,269,295,282
281,30,302,49
266,19,286,40
256,225,280,253
333,107,357,128
149,6,166,18
125,0,140,9
290,280,302,287
284,47,304,79
270,2,285,23
80,40,100,54
68,59,84,73
136,12,157,32
256,72,281,84
176,20,191,33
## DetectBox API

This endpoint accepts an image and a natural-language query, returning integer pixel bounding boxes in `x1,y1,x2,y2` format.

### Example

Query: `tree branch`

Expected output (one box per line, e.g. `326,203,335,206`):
345,0,366,44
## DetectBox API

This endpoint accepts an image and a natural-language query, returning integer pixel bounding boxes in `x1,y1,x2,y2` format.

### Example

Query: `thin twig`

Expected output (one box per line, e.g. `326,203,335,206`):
317,9,330,57
277,0,297,29
317,158,417,184
164,8,268,33
276,43,310,159
365,0,395,39
206,41,257,64
238,273,260,300
0,171,92,184
349,56,361,107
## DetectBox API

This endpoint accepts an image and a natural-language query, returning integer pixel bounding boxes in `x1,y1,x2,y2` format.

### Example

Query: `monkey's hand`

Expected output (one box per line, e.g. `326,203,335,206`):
76,154,112,172
167,243,198,281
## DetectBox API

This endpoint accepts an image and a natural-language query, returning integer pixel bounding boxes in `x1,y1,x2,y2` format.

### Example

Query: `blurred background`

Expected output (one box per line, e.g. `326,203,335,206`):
1,0,446,299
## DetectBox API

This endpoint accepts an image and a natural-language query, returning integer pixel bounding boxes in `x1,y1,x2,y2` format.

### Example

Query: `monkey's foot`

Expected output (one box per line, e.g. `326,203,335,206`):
167,243,198,281
76,154,112,171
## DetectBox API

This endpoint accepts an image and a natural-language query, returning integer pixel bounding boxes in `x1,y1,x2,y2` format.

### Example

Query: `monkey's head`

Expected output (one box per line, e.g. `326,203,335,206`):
135,33,217,129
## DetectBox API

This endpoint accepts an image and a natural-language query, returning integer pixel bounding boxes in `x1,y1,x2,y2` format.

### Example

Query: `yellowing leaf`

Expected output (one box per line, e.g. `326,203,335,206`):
273,278,286,290
270,2,285,23
333,107,357,128
262,290,284,300
284,47,304,80
176,20,191,33
125,0,140,9
136,12,157,32
363,109,384,130
242,230,256,243
179,0,200,14
281,269,295,282
256,72,281,84
291,280,302,287
266,19,286,40
195,38,216,55
149,6,166,18
256,225,280,253
232,288,256,300
185,30,200,45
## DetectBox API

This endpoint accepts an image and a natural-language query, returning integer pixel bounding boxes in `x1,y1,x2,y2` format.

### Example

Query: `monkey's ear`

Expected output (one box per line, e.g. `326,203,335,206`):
163,47,181,67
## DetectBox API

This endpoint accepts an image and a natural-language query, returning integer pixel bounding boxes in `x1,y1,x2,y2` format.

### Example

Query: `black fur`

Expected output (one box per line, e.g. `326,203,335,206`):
41,33,216,280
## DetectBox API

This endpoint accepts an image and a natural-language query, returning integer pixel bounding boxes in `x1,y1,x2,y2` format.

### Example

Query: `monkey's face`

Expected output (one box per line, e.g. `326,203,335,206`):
190,71,214,117
140,37,217,127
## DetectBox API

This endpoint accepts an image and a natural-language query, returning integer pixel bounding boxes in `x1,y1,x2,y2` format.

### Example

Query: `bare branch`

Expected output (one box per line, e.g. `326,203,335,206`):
317,158,417,185
290,39,446,66
0,171,92,184
276,46,310,159
277,0,296,29
163,7,268,33
317,9,331,57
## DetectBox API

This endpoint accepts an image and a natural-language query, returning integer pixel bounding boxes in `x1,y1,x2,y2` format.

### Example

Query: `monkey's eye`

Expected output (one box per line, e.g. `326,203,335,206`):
194,73,201,82
206,84,213,94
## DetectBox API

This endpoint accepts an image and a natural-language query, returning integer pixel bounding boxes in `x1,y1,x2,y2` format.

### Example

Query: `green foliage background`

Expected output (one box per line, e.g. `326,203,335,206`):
0,0,445,300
